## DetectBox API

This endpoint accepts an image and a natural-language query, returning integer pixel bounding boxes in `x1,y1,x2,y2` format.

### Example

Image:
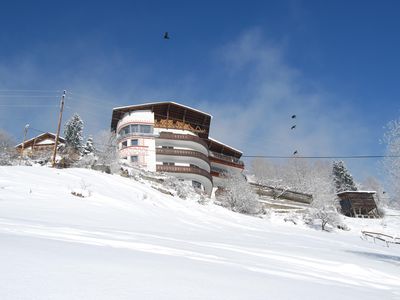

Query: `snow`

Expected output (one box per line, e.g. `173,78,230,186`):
113,101,213,118
208,136,243,154
0,166,400,299
337,190,376,194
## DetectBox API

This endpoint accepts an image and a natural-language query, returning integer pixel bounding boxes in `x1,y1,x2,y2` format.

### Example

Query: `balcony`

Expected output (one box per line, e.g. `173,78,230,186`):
156,165,213,183
156,148,210,166
158,132,208,149
209,151,244,168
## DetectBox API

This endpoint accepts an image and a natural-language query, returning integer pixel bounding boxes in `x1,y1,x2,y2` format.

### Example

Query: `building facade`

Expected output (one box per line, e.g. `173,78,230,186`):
111,102,244,195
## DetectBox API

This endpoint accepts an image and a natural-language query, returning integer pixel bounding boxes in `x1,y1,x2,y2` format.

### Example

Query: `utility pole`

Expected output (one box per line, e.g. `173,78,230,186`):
20,124,30,158
52,90,66,167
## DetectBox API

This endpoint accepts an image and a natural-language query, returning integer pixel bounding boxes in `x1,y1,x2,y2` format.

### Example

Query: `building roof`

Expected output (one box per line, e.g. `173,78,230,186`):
111,101,212,138
15,132,65,148
206,137,243,158
337,190,376,195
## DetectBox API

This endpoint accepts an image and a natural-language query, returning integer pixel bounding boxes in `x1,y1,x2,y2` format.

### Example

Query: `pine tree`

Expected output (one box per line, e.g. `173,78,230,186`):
64,114,84,151
83,136,95,155
332,161,357,193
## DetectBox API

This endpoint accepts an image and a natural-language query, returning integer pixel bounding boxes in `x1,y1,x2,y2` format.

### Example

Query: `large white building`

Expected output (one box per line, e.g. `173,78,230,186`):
111,102,244,195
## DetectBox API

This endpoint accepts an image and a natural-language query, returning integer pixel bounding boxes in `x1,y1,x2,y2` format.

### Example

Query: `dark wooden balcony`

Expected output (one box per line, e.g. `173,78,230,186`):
158,132,208,149
156,165,213,183
156,148,210,166
209,151,244,168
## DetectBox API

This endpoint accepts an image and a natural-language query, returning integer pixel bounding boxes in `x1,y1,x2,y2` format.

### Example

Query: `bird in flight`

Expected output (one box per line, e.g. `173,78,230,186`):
291,125,296,130
163,32,170,39
293,150,298,155
291,115,296,119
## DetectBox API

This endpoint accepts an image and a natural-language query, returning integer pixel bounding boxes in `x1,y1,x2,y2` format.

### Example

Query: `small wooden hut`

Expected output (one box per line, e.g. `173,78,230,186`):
337,191,380,218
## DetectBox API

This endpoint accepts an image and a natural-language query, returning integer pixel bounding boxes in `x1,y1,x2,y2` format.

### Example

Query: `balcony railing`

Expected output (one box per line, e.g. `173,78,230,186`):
156,165,213,183
158,132,208,149
156,148,210,166
209,151,244,166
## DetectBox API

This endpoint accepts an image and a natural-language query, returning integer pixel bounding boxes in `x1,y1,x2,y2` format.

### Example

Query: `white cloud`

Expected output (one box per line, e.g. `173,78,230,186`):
199,29,371,161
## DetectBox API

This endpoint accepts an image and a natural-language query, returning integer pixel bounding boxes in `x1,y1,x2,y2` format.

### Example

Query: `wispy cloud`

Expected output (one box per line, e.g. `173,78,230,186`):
201,29,371,158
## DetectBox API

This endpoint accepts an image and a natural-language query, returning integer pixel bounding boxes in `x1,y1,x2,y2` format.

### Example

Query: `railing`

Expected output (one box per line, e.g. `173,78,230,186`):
117,132,158,142
209,151,244,166
158,132,208,149
156,165,213,182
156,148,210,166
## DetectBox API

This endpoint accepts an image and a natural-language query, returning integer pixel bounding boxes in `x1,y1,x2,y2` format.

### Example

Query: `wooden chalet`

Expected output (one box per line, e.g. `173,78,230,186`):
15,132,65,157
337,191,380,218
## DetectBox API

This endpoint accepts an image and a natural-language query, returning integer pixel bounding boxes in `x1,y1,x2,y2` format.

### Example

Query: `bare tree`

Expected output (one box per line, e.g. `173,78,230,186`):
307,206,340,231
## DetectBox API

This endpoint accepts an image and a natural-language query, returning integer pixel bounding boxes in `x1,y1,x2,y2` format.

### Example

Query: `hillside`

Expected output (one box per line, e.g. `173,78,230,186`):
0,166,399,299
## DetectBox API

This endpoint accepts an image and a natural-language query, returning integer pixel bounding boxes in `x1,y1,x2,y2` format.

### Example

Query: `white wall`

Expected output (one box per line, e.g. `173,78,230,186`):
117,110,156,172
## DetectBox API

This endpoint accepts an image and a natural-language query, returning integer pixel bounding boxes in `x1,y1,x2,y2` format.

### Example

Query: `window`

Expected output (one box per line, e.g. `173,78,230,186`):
121,126,129,136
130,156,138,163
130,124,139,133
131,139,138,146
140,125,152,134
118,124,154,137
162,146,173,149
163,162,175,166
192,181,202,189
121,141,128,148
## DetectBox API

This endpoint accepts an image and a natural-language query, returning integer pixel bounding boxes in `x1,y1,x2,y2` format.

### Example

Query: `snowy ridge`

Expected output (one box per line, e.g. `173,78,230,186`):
0,166,400,299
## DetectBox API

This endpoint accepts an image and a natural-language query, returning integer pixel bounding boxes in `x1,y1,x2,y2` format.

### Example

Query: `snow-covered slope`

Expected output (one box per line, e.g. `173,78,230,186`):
0,166,399,300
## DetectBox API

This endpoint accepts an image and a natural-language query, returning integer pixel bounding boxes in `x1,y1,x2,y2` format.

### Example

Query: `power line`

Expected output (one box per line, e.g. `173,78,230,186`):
0,89,61,93
241,155,400,159
0,104,60,107
0,95,60,98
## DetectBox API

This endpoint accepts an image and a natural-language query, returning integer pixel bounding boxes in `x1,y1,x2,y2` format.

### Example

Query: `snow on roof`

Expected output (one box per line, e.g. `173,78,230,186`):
15,132,65,147
337,190,376,195
113,101,213,118
208,137,243,154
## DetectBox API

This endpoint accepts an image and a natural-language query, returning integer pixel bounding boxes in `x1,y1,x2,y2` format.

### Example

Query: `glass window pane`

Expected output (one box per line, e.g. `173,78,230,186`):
131,124,139,132
131,139,138,146
140,125,147,133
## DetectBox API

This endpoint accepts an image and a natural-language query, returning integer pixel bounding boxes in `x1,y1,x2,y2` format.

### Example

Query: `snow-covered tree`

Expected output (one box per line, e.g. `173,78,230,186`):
64,114,84,152
83,136,95,155
0,129,17,165
332,161,357,193
383,117,400,207
252,158,340,229
307,206,340,231
361,176,386,208
94,130,118,172
252,158,336,203
222,171,261,215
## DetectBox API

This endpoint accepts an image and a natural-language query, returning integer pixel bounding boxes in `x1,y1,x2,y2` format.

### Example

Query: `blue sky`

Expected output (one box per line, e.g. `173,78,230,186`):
1,0,400,182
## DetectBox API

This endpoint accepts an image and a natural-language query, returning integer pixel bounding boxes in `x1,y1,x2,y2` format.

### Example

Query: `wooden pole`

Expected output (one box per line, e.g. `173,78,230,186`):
52,90,66,167
20,124,29,158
